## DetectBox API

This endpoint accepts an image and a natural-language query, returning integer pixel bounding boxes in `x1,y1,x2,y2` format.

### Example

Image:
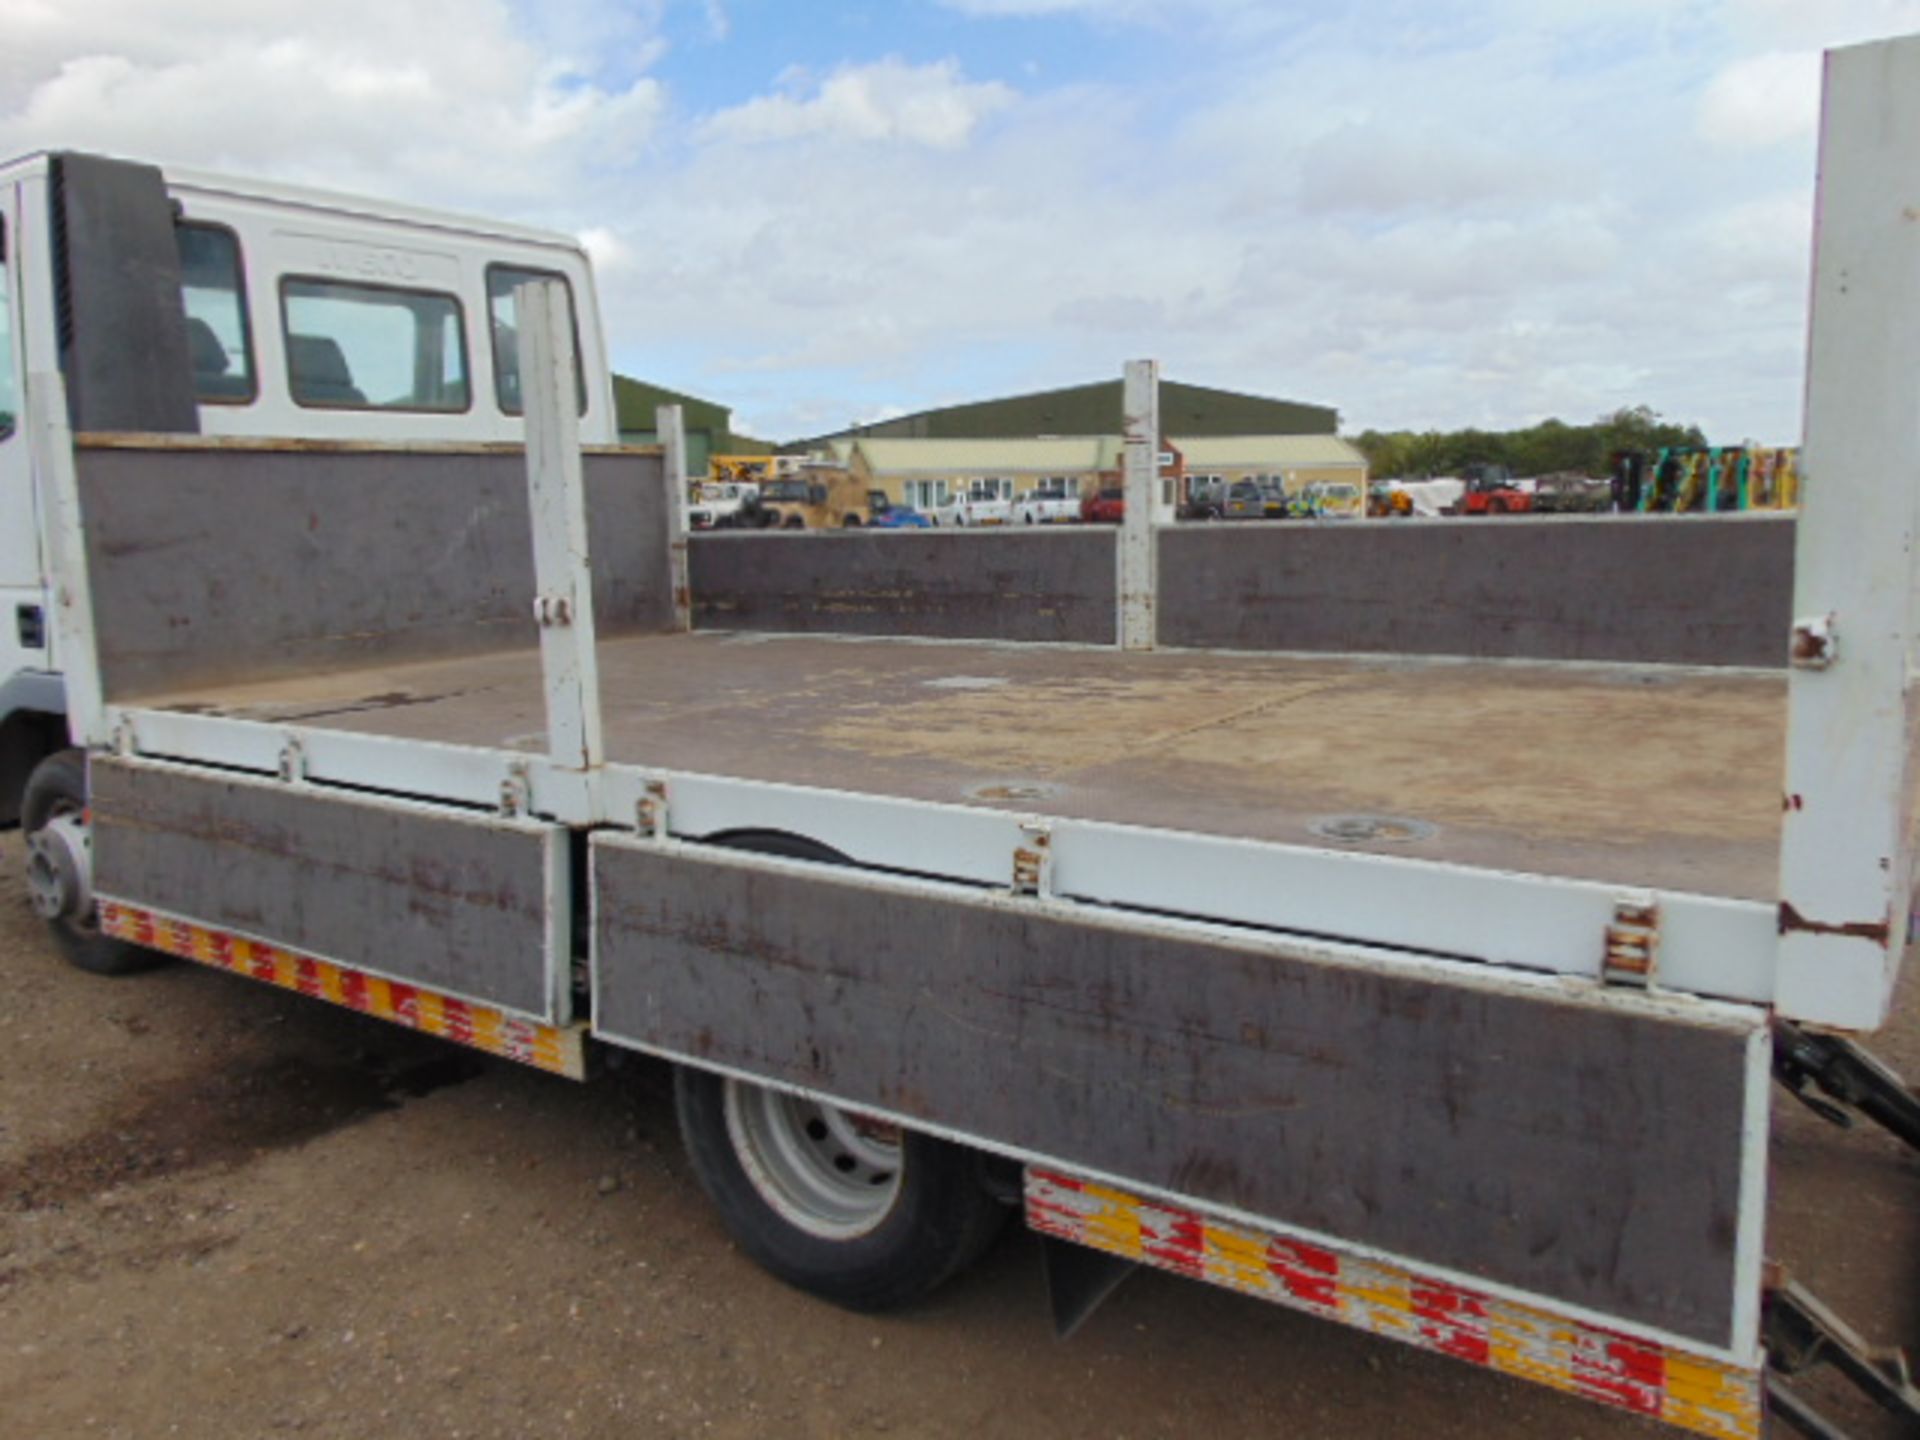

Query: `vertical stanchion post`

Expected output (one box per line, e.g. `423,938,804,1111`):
520,278,604,772
1776,36,1920,1028
28,370,108,747
657,403,692,632
1118,358,1160,650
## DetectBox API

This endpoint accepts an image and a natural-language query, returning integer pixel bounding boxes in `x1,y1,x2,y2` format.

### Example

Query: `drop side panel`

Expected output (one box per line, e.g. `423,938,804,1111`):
91,757,567,1021
590,837,1764,1353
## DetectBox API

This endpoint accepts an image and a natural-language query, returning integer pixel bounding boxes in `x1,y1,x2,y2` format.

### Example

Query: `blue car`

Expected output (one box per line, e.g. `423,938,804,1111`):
867,499,932,529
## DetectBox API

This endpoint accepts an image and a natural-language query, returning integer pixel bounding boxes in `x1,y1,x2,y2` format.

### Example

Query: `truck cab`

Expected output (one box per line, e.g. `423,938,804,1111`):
0,150,618,823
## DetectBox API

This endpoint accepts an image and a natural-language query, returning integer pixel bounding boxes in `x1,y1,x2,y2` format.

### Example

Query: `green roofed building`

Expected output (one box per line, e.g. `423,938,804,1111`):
612,375,771,477
787,377,1337,451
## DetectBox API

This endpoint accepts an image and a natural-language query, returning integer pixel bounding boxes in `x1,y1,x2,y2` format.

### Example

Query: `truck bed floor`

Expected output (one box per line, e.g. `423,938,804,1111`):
140,631,1787,899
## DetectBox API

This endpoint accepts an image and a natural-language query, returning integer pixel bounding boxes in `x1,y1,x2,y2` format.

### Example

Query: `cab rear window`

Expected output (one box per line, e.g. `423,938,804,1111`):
176,223,256,404
486,265,585,415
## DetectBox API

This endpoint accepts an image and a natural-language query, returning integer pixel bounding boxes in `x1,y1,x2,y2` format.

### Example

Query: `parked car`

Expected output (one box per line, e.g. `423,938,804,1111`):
867,496,933,529
1227,478,1290,519
1013,481,1081,525
1300,481,1364,519
688,481,760,530
1080,486,1125,524
931,479,1014,527
1182,476,1286,519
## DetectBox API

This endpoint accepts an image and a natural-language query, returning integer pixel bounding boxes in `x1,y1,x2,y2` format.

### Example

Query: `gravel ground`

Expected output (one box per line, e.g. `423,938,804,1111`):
2,832,1917,1440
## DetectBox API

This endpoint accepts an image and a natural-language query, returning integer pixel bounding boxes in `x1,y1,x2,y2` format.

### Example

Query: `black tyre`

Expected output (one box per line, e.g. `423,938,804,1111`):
783,516,805,530
674,1066,1008,1311
22,750,162,976
841,514,863,528
675,827,1007,1309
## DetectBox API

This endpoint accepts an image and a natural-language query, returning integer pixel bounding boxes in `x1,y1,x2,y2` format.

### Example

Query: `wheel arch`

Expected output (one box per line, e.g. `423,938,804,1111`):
0,671,71,829
696,828,850,866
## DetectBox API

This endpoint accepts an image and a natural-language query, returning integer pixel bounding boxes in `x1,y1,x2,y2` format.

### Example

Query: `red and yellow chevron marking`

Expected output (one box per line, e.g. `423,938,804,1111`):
1025,1169,1761,1440
99,900,586,1080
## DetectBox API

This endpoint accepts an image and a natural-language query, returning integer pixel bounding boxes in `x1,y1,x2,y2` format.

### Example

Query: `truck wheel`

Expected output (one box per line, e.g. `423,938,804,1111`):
783,516,805,530
674,1066,1007,1311
841,515,862,528
21,750,161,977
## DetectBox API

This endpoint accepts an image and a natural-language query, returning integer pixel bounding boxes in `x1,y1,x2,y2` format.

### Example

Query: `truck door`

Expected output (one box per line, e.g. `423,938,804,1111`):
0,183,47,680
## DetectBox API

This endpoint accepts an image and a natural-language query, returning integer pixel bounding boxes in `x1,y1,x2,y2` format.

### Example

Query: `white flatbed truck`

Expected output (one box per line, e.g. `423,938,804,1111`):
10,35,1920,1438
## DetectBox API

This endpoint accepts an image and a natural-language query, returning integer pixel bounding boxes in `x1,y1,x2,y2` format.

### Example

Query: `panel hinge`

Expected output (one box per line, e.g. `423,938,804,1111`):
1603,892,1659,987
637,779,670,839
498,760,530,817
1013,823,1053,897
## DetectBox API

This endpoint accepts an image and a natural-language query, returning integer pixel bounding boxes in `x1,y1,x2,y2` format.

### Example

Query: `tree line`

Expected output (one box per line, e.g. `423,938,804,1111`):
1349,406,1710,480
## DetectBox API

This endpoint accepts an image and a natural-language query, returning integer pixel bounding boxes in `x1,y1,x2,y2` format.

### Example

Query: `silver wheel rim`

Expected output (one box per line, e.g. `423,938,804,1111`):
722,1080,903,1240
26,799,99,934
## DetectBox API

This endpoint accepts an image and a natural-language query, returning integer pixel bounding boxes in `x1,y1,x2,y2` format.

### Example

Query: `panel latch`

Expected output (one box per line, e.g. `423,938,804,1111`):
1790,613,1836,669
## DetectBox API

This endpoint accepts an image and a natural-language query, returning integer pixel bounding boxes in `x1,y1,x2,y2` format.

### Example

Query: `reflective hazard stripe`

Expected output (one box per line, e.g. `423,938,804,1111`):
99,900,586,1080
1024,1168,1761,1439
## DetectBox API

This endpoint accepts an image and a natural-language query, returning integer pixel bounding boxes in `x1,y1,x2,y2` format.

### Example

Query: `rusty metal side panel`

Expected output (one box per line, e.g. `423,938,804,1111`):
1158,516,1794,666
91,758,564,1021
590,838,1760,1351
76,447,670,699
688,530,1116,643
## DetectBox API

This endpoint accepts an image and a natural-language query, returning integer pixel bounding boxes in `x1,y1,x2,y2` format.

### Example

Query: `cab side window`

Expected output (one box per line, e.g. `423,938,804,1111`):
175,223,256,404
486,265,585,415
282,278,470,413
0,218,17,440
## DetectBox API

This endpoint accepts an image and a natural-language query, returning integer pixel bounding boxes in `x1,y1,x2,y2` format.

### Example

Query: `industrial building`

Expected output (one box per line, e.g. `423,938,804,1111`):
790,376,1339,451
613,375,769,477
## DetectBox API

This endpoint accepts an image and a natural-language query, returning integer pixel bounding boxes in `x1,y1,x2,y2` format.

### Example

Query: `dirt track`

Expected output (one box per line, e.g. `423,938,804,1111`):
2,833,1916,1439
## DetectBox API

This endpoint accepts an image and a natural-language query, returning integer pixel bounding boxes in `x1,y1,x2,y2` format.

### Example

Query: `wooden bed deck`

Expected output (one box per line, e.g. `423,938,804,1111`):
140,631,1789,900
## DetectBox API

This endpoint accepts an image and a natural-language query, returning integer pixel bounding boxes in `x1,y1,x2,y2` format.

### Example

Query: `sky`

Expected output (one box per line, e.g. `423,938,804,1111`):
3,0,1917,443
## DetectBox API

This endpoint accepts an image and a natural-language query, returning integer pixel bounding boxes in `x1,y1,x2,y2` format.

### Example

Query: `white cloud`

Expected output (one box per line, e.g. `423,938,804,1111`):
700,58,1015,149
1297,125,1541,214
1697,50,1822,147
1720,0,1920,50
578,225,634,275
1,0,1910,443
0,0,663,215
